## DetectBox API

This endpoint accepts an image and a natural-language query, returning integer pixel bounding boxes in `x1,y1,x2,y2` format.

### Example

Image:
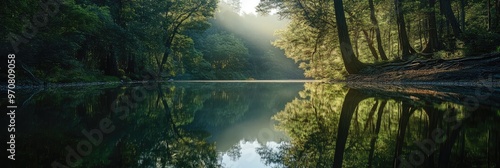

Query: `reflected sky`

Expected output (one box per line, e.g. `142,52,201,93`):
221,140,283,168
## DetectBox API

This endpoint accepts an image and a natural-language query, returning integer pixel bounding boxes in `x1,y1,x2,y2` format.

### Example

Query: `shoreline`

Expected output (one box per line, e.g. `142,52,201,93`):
2,79,500,91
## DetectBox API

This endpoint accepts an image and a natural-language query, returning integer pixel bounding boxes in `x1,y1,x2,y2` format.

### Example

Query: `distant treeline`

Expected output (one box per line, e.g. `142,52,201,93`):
0,0,304,84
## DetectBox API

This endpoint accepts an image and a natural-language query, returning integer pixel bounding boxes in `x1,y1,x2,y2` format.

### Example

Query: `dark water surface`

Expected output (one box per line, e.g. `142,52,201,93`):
2,82,500,167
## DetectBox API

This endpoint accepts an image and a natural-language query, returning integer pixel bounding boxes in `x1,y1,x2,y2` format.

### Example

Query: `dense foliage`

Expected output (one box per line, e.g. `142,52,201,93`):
2,0,500,81
258,0,500,79
0,0,303,83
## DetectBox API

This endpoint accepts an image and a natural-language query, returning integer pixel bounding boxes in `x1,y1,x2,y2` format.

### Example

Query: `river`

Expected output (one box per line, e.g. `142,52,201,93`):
3,81,499,167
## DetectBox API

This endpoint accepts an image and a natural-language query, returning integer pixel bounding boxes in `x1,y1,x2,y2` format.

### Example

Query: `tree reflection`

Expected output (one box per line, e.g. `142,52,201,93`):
14,84,220,167
14,83,304,167
259,83,500,168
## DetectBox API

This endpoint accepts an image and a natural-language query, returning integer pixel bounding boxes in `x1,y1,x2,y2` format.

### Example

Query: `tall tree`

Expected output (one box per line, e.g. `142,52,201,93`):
422,0,441,53
333,0,365,74
440,0,461,37
488,0,492,30
496,0,500,31
368,0,389,60
460,0,466,31
394,0,417,59
159,0,217,74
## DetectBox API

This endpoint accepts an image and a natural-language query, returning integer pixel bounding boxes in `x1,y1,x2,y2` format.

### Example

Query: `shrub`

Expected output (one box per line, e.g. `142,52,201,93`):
462,30,500,55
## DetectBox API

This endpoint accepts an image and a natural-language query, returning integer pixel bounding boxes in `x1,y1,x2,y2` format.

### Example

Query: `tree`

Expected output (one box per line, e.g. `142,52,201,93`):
158,0,218,74
422,0,441,53
495,0,500,31
368,0,389,60
335,0,366,74
394,0,417,59
200,33,251,79
333,89,368,167
439,0,461,37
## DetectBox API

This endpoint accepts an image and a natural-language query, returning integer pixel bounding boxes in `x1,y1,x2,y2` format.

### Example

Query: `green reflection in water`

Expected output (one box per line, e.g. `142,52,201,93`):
10,82,304,167
259,83,500,168
5,82,500,167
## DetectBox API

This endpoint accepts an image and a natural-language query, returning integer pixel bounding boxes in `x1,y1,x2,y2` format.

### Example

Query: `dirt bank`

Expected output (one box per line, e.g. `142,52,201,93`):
346,52,500,86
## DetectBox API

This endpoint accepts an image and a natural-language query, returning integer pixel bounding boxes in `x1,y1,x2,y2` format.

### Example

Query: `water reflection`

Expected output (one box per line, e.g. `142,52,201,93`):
4,82,500,167
8,83,303,167
260,83,500,168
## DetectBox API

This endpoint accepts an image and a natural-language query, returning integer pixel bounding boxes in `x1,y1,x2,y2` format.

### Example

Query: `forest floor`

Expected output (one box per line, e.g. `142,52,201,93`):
345,52,500,107
346,52,500,86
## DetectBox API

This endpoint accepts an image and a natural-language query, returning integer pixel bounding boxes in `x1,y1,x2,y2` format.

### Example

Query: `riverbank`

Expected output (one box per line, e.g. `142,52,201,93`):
4,52,500,90
345,52,500,86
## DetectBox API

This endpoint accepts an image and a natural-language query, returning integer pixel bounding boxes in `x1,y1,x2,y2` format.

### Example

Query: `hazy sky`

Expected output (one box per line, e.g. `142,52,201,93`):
240,0,259,14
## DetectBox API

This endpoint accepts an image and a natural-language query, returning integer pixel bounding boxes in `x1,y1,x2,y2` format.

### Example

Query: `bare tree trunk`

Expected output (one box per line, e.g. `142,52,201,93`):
369,0,389,60
422,0,441,54
488,0,492,31
159,43,172,74
419,19,423,50
363,30,380,60
395,0,417,60
355,31,360,58
333,0,366,74
495,0,500,31
388,19,393,58
440,0,462,37
104,45,119,76
461,0,466,31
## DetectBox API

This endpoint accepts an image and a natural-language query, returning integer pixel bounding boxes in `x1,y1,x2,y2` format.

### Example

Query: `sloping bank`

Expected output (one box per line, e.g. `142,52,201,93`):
346,52,500,86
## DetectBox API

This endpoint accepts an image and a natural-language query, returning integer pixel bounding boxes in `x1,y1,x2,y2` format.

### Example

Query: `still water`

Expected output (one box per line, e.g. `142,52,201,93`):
2,82,500,167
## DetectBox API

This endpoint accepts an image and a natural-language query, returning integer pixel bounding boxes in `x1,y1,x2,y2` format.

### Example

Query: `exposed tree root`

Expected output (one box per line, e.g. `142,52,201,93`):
347,52,500,84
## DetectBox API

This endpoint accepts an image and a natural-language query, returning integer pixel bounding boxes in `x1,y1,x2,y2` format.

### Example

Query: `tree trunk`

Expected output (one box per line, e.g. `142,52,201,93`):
368,101,387,168
333,0,365,74
105,46,120,76
438,123,462,167
355,31,360,58
362,30,380,60
393,102,415,168
333,89,367,168
369,0,389,60
422,0,441,53
423,105,441,167
127,54,136,75
495,0,500,31
461,0,466,31
488,0,492,31
388,19,393,58
440,0,462,37
101,45,119,76
159,43,172,74
395,0,417,60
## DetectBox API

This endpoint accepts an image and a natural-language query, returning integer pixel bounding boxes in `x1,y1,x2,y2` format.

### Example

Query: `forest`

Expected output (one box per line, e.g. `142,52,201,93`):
1,0,500,83
257,0,500,80
1,0,303,84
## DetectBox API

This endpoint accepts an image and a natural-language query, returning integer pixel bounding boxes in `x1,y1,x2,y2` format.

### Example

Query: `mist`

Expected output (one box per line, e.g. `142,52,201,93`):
208,1,305,79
